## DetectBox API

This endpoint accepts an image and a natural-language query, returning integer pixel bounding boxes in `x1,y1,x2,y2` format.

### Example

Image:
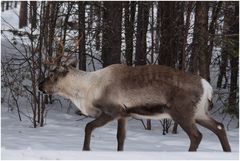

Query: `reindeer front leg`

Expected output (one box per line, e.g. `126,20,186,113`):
83,112,114,151
117,118,127,151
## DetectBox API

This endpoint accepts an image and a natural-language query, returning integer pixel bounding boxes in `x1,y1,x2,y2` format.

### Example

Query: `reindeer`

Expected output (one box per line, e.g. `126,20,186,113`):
38,63,231,152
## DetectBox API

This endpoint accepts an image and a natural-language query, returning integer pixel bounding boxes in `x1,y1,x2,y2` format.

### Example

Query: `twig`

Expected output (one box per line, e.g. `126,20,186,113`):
133,118,147,130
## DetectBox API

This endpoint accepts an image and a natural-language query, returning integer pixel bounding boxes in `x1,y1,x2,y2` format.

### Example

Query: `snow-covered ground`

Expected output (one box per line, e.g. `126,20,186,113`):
1,104,239,160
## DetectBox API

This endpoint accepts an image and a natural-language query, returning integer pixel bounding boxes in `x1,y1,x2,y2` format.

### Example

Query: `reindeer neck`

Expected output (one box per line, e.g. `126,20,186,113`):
57,69,94,100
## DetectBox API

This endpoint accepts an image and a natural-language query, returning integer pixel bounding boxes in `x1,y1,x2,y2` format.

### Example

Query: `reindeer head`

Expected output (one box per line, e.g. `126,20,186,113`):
38,66,69,94
38,60,77,95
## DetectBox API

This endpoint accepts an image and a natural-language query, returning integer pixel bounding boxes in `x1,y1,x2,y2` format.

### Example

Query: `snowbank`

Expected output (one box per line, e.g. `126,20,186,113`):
2,149,238,160
1,107,239,160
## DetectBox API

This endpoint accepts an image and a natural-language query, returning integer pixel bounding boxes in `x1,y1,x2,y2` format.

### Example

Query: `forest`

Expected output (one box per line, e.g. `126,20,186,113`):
2,1,238,127
1,1,239,159
1,0,239,136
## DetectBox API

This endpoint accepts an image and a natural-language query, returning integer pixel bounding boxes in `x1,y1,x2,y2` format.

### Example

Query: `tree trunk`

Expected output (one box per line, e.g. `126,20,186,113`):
150,2,154,64
227,2,239,116
40,94,45,127
135,2,150,65
19,1,28,28
172,122,178,134
6,1,9,10
124,2,136,66
208,2,223,82
102,2,122,67
229,56,238,115
176,2,185,70
30,1,37,28
146,120,151,130
158,2,177,68
78,2,86,71
95,2,102,51
155,2,161,58
2,2,4,12
56,2,73,65
14,1,18,8
217,52,228,89
49,2,59,58
189,2,209,80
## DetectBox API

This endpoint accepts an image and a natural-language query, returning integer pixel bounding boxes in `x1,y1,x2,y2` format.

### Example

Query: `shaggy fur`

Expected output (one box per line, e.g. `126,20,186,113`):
38,64,231,152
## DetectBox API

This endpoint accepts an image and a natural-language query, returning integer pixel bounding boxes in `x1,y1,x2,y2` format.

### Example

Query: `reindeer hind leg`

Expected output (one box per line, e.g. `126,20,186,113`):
196,117,231,152
171,111,202,151
178,120,202,151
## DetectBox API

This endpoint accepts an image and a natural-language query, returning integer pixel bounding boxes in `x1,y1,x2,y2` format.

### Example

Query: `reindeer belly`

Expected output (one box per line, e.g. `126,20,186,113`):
125,103,172,120
117,88,171,120
131,113,172,120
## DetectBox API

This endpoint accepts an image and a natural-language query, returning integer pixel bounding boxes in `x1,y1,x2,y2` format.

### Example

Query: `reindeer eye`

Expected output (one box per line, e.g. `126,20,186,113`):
48,72,55,81
48,72,58,82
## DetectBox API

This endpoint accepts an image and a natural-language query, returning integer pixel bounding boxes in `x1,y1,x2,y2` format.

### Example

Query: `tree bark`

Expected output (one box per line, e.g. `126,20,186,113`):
189,2,209,80
78,2,86,71
56,2,73,65
217,51,228,88
146,120,151,130
14,1,18,8
124,2,136,66
158,2,177,68
150,2,154,64
176,2,185,70
49,2,59,57
95,2,102,51
208,2,223,82
1,2,4,12
135,2,150,65
102,2,122,67
19,1,28,28
227,2,239,115
6,1,9,10
30,1,37,28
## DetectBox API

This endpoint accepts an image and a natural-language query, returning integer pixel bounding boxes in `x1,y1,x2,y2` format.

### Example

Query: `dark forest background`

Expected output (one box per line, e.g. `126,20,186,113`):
1,1,239,130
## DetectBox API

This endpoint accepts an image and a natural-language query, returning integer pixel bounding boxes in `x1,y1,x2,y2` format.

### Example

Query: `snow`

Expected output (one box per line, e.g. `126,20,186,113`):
1,105,239,160
1,150,238,160
1,3,239,161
